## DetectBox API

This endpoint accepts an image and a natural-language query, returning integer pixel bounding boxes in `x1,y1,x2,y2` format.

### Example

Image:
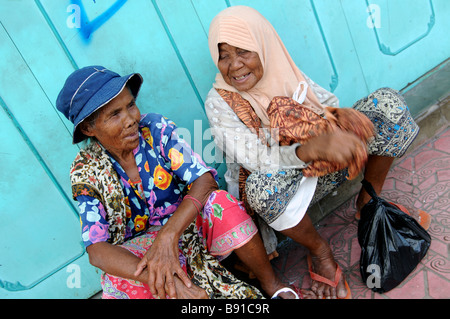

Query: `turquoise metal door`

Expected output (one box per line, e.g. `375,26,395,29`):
1,0,448,298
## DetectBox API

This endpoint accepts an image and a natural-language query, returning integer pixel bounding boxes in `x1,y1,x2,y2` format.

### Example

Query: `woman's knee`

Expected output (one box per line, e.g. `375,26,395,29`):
208,190,250,220
371,87,407,108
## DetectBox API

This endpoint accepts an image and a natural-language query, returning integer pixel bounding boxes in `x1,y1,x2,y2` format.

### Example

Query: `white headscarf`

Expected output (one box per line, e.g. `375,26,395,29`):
209,6,325,126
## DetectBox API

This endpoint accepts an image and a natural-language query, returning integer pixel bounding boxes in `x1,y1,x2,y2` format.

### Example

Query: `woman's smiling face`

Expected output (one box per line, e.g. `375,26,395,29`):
217,43,264,92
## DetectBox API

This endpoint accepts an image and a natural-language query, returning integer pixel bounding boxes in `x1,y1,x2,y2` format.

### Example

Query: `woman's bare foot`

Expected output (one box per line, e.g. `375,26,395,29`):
309,242,349,299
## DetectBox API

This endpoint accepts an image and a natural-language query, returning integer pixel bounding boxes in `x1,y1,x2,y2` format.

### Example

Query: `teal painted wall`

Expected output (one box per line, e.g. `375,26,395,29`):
1,0,449,298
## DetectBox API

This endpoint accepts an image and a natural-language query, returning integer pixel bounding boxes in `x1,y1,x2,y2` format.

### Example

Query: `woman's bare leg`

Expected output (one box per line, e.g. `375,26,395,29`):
234,234,310,299
355,155,394,219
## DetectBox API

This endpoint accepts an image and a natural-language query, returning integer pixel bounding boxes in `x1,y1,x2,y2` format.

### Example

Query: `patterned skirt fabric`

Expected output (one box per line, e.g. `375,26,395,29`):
246,88,419,228
354,87,419,158
101,190,262,299
311,87,420,202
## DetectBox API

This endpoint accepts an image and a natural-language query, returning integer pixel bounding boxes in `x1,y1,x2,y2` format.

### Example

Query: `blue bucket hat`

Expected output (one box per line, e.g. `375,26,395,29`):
56,65,143,144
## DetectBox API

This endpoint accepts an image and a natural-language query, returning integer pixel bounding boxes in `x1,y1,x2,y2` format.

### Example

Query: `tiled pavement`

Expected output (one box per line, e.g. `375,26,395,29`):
271,126,450,299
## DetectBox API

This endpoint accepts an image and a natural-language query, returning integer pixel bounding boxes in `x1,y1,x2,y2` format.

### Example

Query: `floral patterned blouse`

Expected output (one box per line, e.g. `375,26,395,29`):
76,113,217,247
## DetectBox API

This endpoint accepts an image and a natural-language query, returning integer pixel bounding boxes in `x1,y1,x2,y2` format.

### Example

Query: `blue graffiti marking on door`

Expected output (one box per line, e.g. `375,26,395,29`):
70,0,127,42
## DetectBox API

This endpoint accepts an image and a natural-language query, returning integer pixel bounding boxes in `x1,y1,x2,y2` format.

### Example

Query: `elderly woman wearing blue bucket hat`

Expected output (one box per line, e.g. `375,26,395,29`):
56,66,306,299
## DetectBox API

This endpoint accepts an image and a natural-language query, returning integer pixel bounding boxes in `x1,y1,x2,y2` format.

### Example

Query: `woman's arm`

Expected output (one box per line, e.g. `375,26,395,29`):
77,172,214,299
131,114,221,299
87,241,149,281
205,89,309,173
205,89,365,172
134,172,218,299
295,130,368,166
75,195,150,284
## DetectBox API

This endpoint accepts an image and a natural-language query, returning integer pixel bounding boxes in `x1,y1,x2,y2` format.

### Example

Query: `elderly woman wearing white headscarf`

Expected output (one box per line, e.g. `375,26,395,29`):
205,6,420,299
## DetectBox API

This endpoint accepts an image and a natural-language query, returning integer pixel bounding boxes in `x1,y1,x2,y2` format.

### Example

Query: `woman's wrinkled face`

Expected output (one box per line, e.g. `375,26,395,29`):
82,87,141,154
217,43,264,92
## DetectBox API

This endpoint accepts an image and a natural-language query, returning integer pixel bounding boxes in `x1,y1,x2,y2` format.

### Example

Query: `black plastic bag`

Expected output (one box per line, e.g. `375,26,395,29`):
358,179,431,293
